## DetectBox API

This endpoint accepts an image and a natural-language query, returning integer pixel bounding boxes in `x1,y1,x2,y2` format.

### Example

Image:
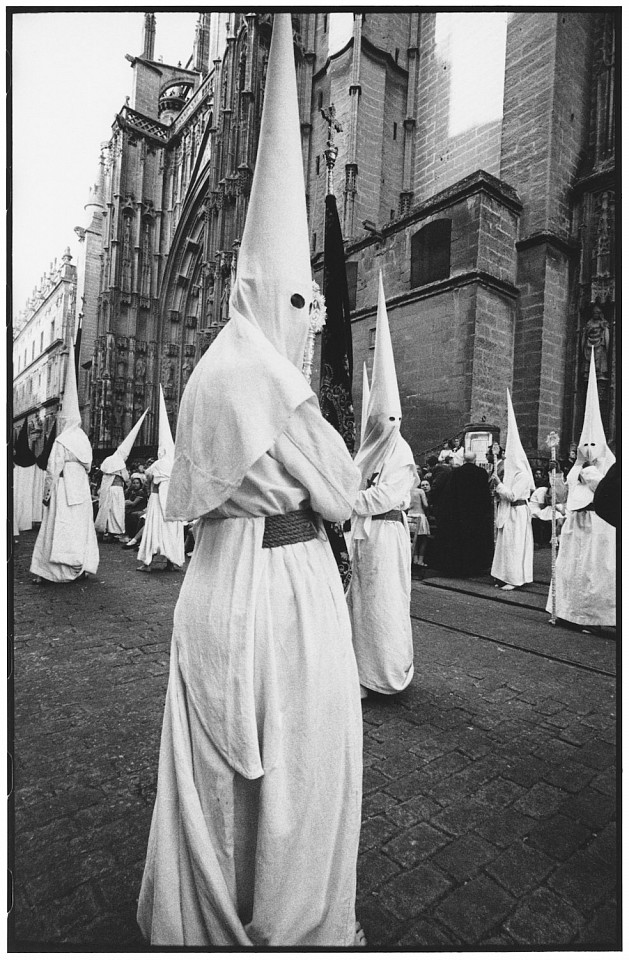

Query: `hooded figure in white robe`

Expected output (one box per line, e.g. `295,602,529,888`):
94,409,147,538
137,387,185,571
30,351,99,583
491,390,535,589
137,15,363,948
547,350,615,626
13,419,37,535
347,273,418,696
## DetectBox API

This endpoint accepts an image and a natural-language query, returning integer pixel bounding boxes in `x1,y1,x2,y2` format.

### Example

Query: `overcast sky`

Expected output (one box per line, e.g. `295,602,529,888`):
10,10,199,313
10,7,511,316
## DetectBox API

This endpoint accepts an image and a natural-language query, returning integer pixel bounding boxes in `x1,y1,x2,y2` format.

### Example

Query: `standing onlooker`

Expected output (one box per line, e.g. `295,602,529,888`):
451,436,465,467
408,480,430,567
438,439,453,462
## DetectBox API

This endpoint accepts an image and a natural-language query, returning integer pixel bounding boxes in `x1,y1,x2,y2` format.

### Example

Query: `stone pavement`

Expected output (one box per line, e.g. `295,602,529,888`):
10,532,618,949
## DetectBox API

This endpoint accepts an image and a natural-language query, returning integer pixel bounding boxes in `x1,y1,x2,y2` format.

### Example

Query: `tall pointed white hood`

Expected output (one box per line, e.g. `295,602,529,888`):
149,386,176,485
157,385,175,462
100,409,148,475
229,12,313,369
59,349,81,433
166,13,314,521
354,273,403,486
567,349,615,509
56,348,92,466
503,389,534,497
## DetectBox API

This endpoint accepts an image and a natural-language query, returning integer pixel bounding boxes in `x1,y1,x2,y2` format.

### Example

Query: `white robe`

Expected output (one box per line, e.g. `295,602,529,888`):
32,466,45,525
348,445,415,694
14,464,35,533
137,398,363,946
30,441,99,582
491,477,534,586
547,473,616,627
94,475,125,535
137,475,185,568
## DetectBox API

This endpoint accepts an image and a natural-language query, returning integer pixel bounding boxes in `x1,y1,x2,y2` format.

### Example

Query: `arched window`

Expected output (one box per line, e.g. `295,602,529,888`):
410,219,451,288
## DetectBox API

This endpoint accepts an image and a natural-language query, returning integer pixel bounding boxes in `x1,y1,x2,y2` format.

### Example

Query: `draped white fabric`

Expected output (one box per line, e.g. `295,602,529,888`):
30,441,99,582
31,467,45,525
94,478,125,535
491,476,534,586
137,479,185,568
348,437,416,694
138,398,363,945
548,469,616,626
14,465,35,533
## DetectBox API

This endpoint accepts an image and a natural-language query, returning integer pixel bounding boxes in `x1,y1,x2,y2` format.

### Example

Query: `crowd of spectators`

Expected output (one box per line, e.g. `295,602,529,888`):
406,435,571,573
89,459,196,556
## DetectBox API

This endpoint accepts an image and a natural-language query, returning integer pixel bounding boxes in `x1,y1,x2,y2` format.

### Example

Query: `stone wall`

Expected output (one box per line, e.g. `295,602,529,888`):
325,174,521,458
500,12,593,454
413,14,504,204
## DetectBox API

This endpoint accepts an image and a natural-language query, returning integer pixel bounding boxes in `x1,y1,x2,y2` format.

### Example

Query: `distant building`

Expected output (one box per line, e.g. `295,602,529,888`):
87,11,617,463
12,249,77,452
73,147,107,434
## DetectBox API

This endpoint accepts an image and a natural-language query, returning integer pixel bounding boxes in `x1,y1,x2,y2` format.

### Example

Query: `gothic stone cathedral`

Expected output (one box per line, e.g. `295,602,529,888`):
86,11,617,464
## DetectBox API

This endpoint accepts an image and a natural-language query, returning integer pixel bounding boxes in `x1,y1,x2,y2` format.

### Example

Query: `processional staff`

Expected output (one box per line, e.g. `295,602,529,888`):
491,440,501,543
546,430,560,626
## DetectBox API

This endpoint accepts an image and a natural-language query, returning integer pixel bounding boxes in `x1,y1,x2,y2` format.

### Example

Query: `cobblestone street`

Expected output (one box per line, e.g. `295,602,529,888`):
10,530,618,949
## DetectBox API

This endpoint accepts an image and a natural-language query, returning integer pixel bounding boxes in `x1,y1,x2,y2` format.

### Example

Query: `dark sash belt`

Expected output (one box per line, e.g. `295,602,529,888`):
262,509,319,548
372,509,404,522
511,500,529,507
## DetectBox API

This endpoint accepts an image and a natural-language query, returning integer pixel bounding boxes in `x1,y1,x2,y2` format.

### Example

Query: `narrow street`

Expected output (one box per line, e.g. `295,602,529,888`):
10,531,618,948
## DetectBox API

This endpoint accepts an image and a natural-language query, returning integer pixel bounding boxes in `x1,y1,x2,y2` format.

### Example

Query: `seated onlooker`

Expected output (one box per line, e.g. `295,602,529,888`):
123,474,148,542
533,468,548,488
530,462,567,546
423,455,439,486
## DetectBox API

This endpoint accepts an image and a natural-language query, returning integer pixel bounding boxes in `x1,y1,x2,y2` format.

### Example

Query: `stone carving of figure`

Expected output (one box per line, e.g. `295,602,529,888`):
582,303,610,378
114,398,125,431
122,216,133,292
165,359,175,387
103,335,115,378
182,359,194,385
141,222,152,299
96,339,105,377
135,356,147,380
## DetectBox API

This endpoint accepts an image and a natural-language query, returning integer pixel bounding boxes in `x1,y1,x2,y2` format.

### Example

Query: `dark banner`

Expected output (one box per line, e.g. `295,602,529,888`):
13,418,37,467
319,193,355,591
36,423,57,471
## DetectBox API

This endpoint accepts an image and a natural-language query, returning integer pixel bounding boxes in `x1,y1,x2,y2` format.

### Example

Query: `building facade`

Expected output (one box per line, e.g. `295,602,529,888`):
84,10,617,463
12,249,78,453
